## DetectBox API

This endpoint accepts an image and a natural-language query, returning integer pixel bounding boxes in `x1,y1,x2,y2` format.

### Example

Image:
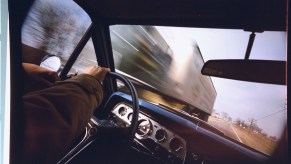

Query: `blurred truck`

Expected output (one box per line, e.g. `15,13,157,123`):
110,25,216,121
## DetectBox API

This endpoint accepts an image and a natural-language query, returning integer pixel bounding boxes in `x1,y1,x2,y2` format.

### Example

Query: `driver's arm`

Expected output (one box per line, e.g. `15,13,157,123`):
22,66,110,163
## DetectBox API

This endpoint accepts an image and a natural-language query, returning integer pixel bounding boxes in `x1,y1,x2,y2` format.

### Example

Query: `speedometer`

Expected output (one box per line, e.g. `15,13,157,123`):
136,119,152,138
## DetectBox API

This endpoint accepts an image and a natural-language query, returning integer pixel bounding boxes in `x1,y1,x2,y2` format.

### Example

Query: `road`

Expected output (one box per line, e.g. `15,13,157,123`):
208,116,243,143
208,116,277,155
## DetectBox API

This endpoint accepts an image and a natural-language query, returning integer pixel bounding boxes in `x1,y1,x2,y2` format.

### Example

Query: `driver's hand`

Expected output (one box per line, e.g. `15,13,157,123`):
82,66,110,82
23,63,61,87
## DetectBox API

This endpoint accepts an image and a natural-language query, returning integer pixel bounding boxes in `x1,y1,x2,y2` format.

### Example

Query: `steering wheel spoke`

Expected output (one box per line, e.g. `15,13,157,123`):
91,117,127,136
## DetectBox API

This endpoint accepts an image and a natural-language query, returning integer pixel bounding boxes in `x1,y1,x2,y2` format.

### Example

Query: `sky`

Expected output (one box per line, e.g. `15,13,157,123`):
156,26,287,138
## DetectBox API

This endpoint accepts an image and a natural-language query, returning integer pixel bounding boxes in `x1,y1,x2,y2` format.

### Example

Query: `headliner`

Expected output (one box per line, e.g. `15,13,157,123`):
75,0,287,31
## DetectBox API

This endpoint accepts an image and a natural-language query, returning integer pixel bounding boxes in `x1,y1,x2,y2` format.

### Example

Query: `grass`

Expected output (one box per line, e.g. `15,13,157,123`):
208,116,278,156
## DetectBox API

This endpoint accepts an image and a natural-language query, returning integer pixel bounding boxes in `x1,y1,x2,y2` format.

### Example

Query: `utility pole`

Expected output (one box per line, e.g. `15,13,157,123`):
248,118,256,133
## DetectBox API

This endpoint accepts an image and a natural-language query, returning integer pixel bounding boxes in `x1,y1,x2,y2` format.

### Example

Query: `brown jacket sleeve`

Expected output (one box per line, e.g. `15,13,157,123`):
22,74,103,163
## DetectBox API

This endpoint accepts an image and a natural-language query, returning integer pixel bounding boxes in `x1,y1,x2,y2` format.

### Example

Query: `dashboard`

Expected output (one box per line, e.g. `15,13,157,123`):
102,92,270,164
110,103,187,163
66,92,269,164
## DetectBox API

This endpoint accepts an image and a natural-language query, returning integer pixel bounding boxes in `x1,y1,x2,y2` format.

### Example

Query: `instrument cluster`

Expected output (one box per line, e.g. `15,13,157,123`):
111,103,187,161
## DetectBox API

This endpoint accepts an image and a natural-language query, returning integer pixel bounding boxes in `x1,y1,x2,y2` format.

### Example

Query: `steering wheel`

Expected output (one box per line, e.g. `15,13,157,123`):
57,72,140,164
101,72,140,143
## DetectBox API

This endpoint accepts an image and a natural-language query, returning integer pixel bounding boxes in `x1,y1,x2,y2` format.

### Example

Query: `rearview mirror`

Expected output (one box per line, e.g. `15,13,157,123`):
201,60,286,85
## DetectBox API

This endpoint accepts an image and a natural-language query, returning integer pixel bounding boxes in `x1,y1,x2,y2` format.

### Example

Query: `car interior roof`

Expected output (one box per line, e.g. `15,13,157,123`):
75,0,287,32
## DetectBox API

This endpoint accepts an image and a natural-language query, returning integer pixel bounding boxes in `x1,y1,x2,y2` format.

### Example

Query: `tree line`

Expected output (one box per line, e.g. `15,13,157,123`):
213,112,277,141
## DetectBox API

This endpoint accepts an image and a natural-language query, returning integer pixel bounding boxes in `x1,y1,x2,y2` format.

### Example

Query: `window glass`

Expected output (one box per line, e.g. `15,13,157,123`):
68,38,97,74
22,0,94,73
109,25,287,156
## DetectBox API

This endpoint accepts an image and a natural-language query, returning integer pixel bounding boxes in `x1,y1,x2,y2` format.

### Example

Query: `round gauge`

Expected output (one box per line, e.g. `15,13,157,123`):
118,106,127,116
169,137,183,152
136,119,152,137
155,129,167,142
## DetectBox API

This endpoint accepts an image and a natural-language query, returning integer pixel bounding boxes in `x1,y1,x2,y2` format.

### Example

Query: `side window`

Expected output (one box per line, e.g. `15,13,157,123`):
22,0,96,74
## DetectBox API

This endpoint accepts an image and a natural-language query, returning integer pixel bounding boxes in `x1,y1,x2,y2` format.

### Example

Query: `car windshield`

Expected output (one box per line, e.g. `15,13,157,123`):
109,25,287,156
